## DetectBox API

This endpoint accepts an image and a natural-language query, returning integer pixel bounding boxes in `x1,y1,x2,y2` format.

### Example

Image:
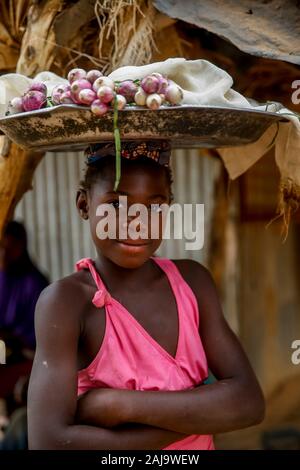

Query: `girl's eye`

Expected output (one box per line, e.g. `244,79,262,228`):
150,203,163,213
109,200,123,209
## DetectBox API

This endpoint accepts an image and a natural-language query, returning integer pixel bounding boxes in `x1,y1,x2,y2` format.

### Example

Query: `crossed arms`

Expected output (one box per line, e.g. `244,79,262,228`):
28,262,265,449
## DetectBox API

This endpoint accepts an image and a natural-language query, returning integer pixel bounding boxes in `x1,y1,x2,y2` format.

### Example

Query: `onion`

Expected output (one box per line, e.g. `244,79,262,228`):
70,91,82,104
51,84,70,105
22,90,47,111
141,75,160,94
78,89,97,105
59,90,74,104
146,93,162,110
116,80,137,102
93,76,115,92
97,85,115,104
70,79,92,94
91,99,109,116
67,68,86,83
157,77,169,94
115,94,127,110
29,81,47,95
165,84,183,105
8,97,24,114
134,87,147,106
151,72,164,79
86,69,103,84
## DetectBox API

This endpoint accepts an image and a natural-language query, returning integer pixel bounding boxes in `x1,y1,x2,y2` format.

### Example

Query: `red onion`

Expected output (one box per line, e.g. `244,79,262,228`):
51,84,70,105
157,77,169,94
141,75,160,94
134,87,147,106
70,91,82,104
115,80,137,102
151,72,164,79
67,68,86,83
93,76,115,92
78,89,97,105
115,94,127,110
146,93,162,110
70,79,92,94
22,90,46,111
86,69,103,84
97,85,115,104
8,97,24,114
59,90,74,104
29,81,47,95
165,84,183,105
91,99,109,116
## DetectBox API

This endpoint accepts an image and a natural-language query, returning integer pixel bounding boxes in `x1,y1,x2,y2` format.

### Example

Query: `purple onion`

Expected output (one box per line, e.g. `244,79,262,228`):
93,76,115,92
70,79,92,94
165,84,183,105
8,97,24,114
70,90,82,104
67,68,86,83
29,81,47,95
22,90,47,111
59,90,74,104
116,80,138,102
97,85,115,104
146,93,162,110
86,69,103,84
51,84,70,105
78,89,97,105
115,94,127,110
157,77,169,94
91,99,109,116
141,75,160,94
134,87,147,106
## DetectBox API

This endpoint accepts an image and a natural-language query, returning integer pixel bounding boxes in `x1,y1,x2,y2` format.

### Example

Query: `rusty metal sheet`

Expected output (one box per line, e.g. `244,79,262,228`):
0,104,287,152
154,0,300,65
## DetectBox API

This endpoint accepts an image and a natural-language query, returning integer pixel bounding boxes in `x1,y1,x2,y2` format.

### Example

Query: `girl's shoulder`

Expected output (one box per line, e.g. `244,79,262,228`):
170,258,216,301
34,269,95,325
171,258,211,280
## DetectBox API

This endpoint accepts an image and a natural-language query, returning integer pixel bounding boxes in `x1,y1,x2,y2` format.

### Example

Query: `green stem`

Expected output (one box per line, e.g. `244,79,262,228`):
113,97,121,191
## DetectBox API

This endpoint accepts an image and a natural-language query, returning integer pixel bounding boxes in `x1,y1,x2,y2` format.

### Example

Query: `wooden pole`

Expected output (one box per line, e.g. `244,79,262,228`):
0,138,43,236
0,0,96,236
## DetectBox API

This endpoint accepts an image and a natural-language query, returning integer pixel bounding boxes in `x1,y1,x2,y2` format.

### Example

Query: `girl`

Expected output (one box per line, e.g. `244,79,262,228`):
27,140,265,450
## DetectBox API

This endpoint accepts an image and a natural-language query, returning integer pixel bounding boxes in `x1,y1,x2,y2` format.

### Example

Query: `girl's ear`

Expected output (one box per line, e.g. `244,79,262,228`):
76,189,89,220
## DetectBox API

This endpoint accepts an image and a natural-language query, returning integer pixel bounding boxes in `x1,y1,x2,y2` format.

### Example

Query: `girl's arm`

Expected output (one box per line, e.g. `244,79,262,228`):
27,279,186,450
78,261,265,435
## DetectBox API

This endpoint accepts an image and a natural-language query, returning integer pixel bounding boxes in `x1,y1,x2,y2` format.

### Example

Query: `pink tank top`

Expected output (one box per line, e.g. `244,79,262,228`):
76,257,214,450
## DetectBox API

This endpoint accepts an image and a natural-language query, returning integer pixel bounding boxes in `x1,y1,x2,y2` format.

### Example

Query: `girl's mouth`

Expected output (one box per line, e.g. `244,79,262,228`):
116,240,150,253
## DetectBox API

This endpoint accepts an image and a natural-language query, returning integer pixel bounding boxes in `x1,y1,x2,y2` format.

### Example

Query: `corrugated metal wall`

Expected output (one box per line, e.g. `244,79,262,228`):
15,150,220,281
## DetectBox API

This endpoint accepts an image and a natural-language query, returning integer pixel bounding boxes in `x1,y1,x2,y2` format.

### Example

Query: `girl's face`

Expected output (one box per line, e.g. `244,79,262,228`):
77,161,171,269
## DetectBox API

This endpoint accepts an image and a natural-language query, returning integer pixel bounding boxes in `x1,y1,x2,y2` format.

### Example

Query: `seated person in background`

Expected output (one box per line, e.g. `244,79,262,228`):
0,221,48,401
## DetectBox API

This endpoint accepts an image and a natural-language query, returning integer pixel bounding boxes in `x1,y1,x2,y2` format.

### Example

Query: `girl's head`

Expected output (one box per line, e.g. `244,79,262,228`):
76,140,173,269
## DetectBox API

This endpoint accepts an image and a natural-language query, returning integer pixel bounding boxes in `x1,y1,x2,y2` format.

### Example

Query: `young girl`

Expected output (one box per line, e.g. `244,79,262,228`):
28,140,265,450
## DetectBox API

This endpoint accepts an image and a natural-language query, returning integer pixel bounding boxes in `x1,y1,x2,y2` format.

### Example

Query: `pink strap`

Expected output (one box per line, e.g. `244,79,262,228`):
76,258,111,308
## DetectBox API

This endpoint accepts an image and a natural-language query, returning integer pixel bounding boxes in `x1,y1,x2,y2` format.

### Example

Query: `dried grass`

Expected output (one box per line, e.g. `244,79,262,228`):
94,0,156,73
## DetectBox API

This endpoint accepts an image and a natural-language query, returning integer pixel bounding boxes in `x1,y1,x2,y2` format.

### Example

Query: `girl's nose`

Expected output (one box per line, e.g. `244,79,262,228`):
120,216,148,238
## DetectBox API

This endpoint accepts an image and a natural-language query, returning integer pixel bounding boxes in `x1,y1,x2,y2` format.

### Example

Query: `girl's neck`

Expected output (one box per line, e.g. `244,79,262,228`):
94,253,157,292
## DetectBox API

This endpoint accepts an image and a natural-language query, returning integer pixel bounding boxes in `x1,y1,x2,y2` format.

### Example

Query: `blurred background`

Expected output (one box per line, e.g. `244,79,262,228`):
0,0,300,450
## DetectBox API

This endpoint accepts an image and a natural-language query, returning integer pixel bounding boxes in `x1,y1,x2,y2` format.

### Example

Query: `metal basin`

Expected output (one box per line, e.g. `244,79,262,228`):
0,104,287,152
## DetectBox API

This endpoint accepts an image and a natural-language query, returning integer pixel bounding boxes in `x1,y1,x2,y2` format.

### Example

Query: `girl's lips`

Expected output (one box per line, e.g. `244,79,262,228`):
116,240,150,253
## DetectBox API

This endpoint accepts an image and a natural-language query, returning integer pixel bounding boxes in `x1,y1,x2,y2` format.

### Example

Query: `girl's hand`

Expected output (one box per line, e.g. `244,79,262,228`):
76,388,131,428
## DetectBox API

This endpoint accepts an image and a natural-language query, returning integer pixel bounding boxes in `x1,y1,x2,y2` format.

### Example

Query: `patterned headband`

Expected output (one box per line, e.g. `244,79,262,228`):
85,140,171,167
